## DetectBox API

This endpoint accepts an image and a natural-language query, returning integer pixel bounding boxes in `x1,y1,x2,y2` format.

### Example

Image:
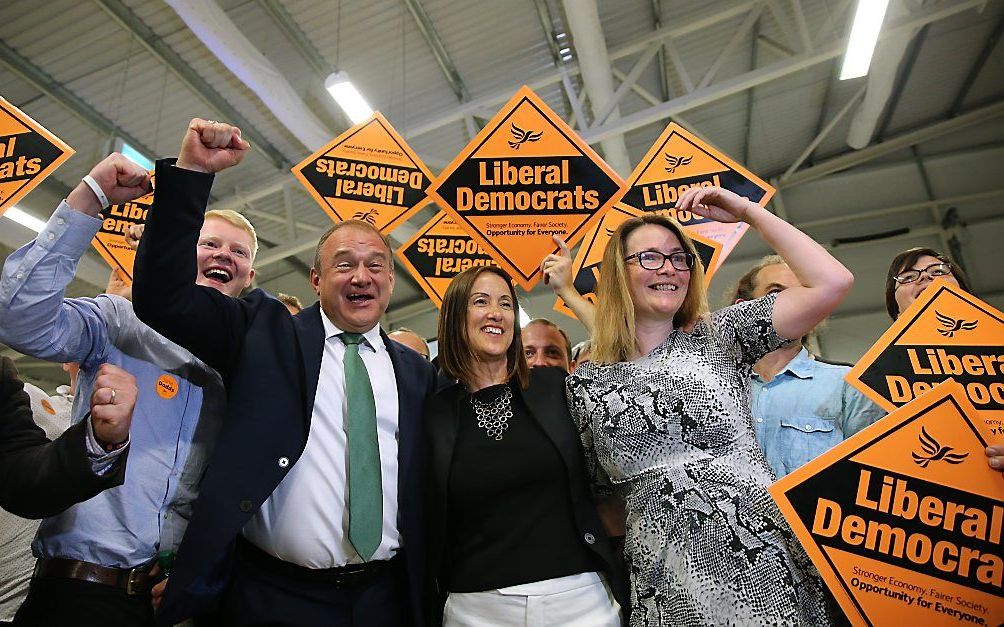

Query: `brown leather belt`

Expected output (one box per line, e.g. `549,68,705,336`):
33,557,153,595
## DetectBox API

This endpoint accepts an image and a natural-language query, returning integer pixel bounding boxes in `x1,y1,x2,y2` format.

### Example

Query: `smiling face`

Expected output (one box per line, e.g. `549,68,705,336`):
465,273,515,365
523,321,570,371
310,224,394,333
624,224,690,326
195,217,256,297
893,254,961,317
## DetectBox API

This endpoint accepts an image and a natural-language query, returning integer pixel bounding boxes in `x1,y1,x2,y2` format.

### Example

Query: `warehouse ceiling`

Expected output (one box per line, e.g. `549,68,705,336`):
1,0,1002,387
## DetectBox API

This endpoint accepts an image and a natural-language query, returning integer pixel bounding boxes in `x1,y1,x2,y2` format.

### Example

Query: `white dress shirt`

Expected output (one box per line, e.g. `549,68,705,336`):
243,311,400,567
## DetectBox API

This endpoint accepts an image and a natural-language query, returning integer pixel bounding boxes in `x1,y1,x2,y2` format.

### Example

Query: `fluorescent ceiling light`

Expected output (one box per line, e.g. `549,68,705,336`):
325,71,373,124
4,206,45,233
839,0,890,80
518,304,532,328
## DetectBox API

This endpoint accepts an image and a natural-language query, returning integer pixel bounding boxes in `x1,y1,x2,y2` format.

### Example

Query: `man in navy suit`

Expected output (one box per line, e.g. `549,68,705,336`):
133,119,438,626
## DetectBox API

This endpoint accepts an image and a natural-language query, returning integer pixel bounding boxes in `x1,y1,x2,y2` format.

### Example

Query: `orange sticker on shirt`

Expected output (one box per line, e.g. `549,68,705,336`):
156,374,178,399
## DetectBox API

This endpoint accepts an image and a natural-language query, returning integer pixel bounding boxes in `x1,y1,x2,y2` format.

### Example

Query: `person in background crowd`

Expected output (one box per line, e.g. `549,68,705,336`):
0,357,138,625
522,318,572,371
732,255,885,479
0,146,244,626
388,327,430,360
277,292,303,315
883,248,1003,475
885,247,973,320
570,340,592,372
424,265,627,626
568,185,855,625
132,119,438,626
1,366,74,623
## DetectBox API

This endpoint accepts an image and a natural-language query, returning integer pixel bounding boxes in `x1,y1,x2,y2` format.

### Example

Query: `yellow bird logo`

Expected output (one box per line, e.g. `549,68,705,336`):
912,426,969,468
935,310,978,337
508,124,543,149
664,154,693,174
351,209,378,225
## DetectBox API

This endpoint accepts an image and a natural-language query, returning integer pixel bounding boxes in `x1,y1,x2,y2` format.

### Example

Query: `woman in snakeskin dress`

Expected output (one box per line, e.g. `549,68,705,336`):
566,186,853,625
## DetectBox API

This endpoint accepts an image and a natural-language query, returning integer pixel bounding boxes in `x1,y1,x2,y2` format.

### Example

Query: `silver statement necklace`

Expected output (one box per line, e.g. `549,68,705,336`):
470,385,513,441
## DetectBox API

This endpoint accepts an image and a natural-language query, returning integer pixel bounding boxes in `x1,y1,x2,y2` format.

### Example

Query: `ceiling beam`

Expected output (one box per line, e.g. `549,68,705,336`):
403,1,759,139
948,8,1004,117
778,100,1004,188
579,0,989,147
561,0,632,175
873,25,929,142
401,0,470,102
93,0,291,170
0,40,151,160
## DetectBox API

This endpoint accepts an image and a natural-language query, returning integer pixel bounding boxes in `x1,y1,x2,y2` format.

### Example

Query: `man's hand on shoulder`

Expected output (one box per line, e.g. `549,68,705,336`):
89,363,138,452
66,154,152,217
177,118,250,174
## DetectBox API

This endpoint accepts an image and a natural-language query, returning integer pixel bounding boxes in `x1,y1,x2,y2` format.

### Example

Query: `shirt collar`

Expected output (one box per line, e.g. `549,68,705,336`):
319,308,385,352
783,346,816,379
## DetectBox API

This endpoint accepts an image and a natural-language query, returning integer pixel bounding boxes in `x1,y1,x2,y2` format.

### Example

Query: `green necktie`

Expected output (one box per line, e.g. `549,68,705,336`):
339,332,382,561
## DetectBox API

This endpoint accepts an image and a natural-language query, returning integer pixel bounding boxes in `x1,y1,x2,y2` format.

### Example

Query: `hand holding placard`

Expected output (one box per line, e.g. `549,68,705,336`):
177,118,250,174
66,154,151,217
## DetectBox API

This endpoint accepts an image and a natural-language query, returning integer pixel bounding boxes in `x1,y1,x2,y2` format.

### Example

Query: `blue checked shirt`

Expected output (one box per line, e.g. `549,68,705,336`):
0,203,226,568
751,347,887,479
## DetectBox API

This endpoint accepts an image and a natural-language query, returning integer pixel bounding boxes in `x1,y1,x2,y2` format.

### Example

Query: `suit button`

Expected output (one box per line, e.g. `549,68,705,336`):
584,532,596,545
278,456,289,468
239,499,253,512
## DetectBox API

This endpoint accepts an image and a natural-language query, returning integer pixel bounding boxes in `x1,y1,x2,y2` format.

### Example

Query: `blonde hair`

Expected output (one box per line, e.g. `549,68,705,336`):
592,214,709,363
205,209,259,261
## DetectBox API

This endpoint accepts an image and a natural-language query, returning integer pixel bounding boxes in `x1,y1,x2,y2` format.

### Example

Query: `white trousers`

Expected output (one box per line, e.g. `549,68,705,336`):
443,572,622,626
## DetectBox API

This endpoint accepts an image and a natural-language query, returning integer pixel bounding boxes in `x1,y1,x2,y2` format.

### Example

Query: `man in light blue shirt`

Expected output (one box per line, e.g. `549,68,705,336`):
733,256,886,479
0,149,256,626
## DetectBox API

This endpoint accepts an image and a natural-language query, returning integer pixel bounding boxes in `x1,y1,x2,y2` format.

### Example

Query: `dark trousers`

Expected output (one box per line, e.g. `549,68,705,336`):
214,540,409,626
13,576,154,627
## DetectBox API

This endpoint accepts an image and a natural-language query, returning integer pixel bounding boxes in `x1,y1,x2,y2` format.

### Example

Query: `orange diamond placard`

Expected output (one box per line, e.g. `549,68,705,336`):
91,172,154,284
427,85,624,291
846,279,1004,437
553,203,722,320
292,112,433,233
396,210,497,308
0,96,74,214
770,380,1003,626
620,122,773,277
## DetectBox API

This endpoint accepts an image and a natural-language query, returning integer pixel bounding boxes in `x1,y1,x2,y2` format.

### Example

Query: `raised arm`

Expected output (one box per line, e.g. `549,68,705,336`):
542,235,596,334
132,119,253,373
0,154,150,367
676,187,853,340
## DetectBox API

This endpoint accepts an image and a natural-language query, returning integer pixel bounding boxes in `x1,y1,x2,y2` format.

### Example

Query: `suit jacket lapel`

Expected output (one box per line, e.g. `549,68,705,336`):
386,334,420,478
518,374,578,470
296,303,325,422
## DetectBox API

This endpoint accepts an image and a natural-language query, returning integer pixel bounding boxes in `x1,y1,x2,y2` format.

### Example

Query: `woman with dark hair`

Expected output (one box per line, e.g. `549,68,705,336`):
423,265,627,625
884,248,1003,480
567,186,854,625
885,247,974,319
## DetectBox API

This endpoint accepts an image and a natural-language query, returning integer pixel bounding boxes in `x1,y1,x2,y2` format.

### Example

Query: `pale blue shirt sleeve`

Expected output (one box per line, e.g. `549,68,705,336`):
839,383,887,439
0,202,122,474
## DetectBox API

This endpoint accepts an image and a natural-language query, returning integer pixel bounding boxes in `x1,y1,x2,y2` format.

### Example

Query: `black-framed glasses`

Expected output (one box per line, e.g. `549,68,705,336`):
893,262,953,285
624,250,695,271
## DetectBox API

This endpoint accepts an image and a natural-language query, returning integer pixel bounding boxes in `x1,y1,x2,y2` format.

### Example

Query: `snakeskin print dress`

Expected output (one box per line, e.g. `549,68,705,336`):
566,294,833,626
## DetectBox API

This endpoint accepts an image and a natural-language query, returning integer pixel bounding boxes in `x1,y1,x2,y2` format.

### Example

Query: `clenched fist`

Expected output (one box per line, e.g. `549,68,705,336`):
90,363,138,451
66,154,152,217
177,118,250,174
